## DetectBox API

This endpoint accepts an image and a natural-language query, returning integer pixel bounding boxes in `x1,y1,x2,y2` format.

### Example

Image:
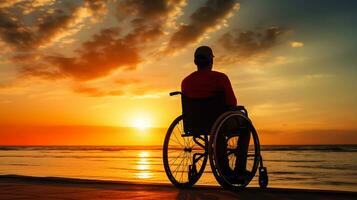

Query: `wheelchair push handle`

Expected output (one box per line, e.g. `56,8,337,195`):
169,91,182,96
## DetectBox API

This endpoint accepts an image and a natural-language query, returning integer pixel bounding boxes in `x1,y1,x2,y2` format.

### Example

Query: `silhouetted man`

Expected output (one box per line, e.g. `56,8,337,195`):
181,46,250,178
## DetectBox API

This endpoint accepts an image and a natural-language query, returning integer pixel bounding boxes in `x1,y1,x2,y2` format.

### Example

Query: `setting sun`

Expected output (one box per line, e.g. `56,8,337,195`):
132,118,151,130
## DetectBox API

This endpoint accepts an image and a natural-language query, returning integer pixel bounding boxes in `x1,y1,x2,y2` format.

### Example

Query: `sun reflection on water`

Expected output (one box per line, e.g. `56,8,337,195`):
136,151,152,179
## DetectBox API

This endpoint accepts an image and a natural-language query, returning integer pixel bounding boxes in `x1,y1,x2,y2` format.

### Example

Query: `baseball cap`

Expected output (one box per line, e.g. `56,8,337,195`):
194,46,214,58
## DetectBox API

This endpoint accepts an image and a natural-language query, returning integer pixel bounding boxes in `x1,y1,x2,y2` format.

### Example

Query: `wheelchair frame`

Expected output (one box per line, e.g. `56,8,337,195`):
163,91,268,191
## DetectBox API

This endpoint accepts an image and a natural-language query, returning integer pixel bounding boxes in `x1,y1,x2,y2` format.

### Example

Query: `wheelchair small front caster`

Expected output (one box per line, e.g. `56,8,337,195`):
259,167,268,189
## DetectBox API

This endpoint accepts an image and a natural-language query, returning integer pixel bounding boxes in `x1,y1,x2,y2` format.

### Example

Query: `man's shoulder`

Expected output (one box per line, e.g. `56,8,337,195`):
182,71,196,81
211,70,228,78
183,70,228,80
182,71,197,86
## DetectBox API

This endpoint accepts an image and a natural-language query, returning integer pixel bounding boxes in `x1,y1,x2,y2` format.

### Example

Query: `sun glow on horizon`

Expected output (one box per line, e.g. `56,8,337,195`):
132,118,151,130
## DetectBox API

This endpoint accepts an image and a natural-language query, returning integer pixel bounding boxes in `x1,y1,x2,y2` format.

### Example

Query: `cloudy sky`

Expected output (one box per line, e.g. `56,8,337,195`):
0,0,356,145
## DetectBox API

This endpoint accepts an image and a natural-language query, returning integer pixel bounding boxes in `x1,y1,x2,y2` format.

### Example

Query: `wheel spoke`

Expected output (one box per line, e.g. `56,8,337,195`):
173,154,185,177
188,136,193,147
180,153,188,182
178,123,189,147
169,136,184,147
169,151,184,166
172,128,184,147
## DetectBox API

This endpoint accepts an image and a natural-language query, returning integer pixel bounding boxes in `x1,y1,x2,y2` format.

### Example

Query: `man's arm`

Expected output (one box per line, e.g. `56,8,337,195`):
181,76,188,95
219,74,237,106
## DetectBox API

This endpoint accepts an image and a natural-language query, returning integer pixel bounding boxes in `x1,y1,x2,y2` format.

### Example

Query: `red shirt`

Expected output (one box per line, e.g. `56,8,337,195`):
181,69,237,106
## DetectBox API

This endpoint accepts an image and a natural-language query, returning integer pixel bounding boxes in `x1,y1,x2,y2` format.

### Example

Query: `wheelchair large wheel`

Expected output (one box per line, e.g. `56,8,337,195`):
163,115,208,188
209,111,261,191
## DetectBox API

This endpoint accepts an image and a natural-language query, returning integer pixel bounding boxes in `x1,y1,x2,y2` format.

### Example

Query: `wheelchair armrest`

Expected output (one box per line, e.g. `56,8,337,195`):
236,105,248,117
169,91,182,96
236,105,245,110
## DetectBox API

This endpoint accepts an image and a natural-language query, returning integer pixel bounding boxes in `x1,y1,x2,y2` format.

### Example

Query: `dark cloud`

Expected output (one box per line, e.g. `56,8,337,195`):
123,18,164,44
72,84,124,97
1,0,239,96
11,52,64,80
118,0,174,19
117,0,186,21
118,0,186,44
35,7,80,39
14,27,139,81
166,0,238,52
44,27,140,81
0,1,106,50
11,0,186,82
73,78,149,97
84,0,108,14
216,26,287,64
20,65,64,80
0,9,36,49
114,78,142,85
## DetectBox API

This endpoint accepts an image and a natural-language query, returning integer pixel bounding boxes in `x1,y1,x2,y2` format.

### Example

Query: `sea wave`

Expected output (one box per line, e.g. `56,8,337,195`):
261,145,357,152
0,146,163,151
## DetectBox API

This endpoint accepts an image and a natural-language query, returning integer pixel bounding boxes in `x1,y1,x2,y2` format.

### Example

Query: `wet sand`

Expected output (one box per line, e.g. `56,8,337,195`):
0,175,356,200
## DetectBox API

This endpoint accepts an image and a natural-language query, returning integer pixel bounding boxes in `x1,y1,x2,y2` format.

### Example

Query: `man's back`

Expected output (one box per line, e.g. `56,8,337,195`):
180,46,248,177
181,69,237,106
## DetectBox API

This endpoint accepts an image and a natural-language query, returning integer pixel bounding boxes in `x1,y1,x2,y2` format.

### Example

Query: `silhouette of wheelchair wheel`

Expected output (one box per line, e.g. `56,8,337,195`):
209,111,261,191
163,115,208,188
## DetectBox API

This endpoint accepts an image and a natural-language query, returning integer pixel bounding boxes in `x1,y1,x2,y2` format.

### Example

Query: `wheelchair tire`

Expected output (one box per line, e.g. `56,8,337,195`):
209,111,261,191
163,115,208,188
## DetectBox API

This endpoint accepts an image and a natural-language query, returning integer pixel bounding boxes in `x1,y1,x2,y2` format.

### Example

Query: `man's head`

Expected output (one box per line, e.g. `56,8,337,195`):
194,46,214,70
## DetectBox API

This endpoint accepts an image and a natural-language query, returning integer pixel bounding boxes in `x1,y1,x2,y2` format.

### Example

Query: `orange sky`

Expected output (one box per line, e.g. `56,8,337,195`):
0,0,356,145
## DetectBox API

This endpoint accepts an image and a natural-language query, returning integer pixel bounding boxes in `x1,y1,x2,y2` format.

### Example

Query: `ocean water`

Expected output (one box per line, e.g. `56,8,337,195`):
0,145,356,192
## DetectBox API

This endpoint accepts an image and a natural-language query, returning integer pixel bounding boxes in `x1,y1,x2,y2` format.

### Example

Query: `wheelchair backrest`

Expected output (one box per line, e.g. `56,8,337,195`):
181,94,226,136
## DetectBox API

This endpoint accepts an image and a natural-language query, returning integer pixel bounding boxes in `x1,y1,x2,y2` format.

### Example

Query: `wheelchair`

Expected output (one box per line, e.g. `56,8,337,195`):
163,91,268,191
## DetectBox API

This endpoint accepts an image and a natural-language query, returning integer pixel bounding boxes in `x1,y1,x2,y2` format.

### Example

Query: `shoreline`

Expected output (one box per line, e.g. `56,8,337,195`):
1,175,356,200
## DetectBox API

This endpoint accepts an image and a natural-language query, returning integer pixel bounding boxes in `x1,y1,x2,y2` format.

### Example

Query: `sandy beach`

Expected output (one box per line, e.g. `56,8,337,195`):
0,175,356,200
